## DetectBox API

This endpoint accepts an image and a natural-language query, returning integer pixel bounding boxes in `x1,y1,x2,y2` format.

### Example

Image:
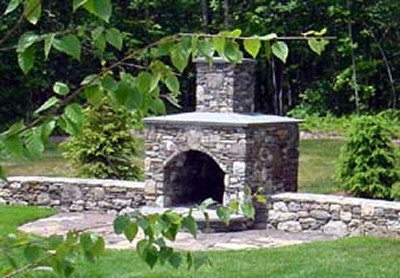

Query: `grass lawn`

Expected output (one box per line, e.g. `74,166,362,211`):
74,237,400,278
0,205,56,236
298,139,344,194
0,206,400,277
1,142,72,177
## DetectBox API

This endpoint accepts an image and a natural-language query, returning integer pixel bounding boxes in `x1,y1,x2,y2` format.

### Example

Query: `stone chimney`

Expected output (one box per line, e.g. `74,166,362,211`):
195,58,256,113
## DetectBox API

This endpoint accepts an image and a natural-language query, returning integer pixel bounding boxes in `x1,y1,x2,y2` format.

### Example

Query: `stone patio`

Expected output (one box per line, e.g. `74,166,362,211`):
19,211,339,251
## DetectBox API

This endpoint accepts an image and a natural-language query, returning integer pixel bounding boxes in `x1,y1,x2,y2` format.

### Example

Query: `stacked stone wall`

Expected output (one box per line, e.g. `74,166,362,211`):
267,193,400,237
145,124,248,206
196,59,255,113
0,177,147,212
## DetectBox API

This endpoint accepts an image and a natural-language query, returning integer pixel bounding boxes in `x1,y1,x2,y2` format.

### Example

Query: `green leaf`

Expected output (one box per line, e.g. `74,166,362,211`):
193,253,211,270
58,114,80,136
53,82,70,96
123,221,138,242
73,0,88,11
244,38,261,59
53,34,81,60
91,235,105,256
186,252,193,270
302,30,315,36
170,47,189,73
91,26,104,40
81,74,100,86
93,33,106,52
315,27,328,36
198,198,217,212
308,38,329,55
255,194,267,204
230,29,242,37
223,40,242,64
241,202,255,220
24,244,41,263
101,75,118,91
105,28,123,50
216,206,230,225
24,128,44,157
47,235,64,249
83,0,112,22
64,103,84,126
110,78,130,106
137,72,152,94
158,246,173,265
84,85,104,106
40,120,56,143
182,215,198,238
259,33,278,41
44,34,55,60
18,46,35,74
229,199,239,213
154,41,173,57
137,239,158,269
197,39,214,59
24,0,41,25
4,0,22,15
34,96,59,115
3,135,24,158
271,41,289,63
149,73,161,92
113,215,130,235
80,233,94,251
164,211,182,225
168,252,182,269
212,35,226,56
2,121,25,136
191,35,199,57
150,98,166,115
163,223,180,241
164,75,180,95
17,33,39,53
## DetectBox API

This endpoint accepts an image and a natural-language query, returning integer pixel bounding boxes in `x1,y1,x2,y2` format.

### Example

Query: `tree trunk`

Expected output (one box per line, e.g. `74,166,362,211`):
200,0,210,33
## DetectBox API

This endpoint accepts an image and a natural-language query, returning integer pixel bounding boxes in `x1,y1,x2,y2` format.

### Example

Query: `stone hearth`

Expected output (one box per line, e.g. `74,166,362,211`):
144,58,301,226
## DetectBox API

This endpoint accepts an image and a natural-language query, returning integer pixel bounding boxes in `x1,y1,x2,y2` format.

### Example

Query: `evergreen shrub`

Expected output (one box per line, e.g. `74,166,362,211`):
336,115,399,200
62,99,143,180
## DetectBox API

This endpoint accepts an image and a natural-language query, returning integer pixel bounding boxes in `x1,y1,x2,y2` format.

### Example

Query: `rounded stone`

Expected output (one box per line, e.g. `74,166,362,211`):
277,221,302,233
323,221,347,237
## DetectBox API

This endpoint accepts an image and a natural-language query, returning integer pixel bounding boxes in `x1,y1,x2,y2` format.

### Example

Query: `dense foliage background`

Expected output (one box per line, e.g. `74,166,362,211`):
1,0,399,131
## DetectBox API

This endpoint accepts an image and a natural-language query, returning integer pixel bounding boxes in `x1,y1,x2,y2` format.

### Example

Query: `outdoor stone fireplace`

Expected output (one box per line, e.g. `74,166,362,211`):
144,58,301,224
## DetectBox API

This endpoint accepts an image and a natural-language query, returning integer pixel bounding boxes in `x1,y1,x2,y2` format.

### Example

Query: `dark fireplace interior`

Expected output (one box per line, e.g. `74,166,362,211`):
164,150,225,206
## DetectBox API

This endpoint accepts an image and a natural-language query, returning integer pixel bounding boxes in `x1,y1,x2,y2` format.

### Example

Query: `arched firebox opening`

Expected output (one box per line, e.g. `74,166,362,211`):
164,150,225,206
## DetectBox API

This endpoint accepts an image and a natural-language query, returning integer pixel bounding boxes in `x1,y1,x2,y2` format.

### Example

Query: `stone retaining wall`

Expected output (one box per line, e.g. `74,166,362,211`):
1,177,399,238
267,193,400,238
0,177,147,212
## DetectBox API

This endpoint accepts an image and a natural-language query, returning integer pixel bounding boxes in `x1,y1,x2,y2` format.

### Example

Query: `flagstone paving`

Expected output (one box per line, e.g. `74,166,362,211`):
19,211,339,251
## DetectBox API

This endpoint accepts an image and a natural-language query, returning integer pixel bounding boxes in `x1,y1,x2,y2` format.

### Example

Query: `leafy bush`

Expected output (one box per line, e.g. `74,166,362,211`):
335,115,399,199
62,100,143,180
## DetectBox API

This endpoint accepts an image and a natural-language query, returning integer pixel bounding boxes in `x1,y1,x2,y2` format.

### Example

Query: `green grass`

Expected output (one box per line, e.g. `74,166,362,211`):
71,237,400,278
2,142,72,177
0,205,56,236
1,203,400,277
298,139,344,194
